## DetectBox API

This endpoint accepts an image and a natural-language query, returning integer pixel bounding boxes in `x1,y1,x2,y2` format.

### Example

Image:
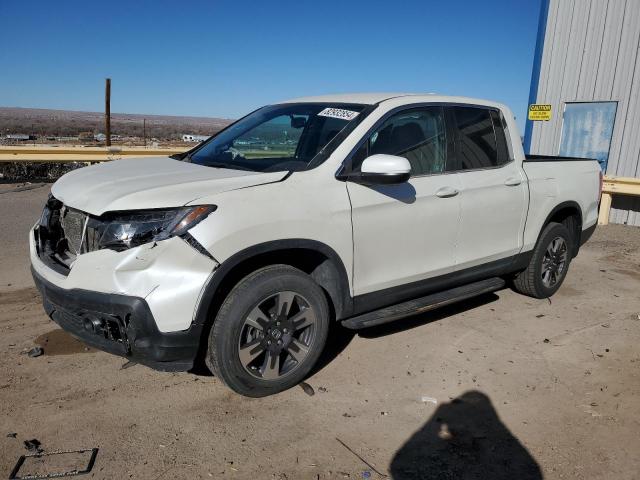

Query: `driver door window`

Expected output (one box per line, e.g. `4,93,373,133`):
352,107,448,176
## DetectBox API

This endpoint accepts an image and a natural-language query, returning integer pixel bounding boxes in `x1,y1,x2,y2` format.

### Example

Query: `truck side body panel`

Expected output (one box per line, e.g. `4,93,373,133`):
522,160,600,252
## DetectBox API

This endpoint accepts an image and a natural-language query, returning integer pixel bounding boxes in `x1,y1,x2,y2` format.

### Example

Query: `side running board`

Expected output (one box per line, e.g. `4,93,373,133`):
341,277,505,330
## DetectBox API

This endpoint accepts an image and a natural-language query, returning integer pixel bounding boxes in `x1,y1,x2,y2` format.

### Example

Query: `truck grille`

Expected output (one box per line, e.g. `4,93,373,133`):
60,207,87,255
84,224,101,252
35,196,94,274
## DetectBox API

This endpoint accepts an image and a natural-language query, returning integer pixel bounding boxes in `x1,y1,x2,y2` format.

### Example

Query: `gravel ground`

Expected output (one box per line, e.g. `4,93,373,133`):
0,182,50,289
1,184,639,479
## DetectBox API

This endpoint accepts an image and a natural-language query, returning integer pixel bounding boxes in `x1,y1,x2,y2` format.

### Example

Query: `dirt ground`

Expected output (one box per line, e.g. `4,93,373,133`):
1,183,639,479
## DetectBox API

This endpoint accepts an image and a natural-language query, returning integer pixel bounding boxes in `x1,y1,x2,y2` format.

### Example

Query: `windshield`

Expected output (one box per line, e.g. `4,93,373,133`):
188,103,367,172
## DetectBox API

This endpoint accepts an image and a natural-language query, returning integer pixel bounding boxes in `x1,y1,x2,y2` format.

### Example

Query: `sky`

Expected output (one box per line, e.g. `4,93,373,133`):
0,0,542,131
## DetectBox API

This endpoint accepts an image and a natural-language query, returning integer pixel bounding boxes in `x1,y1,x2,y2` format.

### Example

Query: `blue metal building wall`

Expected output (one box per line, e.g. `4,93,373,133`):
527,0,640,226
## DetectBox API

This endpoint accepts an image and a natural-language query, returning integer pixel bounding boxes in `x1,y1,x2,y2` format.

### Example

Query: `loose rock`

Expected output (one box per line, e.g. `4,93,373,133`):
24,439,43,453
27,347,43,358
299,382,315,396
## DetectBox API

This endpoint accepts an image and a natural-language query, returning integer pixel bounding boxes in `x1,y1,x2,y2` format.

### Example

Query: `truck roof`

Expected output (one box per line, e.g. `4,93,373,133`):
278,93,415,104
277,93,507,110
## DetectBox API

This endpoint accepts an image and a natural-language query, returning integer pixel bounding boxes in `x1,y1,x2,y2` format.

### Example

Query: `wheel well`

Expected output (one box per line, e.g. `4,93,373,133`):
202,245,349,325
546,205,582,256
191,245,350,371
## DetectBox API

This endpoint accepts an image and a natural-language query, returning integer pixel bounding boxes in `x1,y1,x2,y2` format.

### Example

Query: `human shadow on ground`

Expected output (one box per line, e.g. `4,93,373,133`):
390,390,543,480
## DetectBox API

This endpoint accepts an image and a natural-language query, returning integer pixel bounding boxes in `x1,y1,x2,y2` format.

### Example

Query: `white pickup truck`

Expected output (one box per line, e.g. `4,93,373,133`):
30,94,601,396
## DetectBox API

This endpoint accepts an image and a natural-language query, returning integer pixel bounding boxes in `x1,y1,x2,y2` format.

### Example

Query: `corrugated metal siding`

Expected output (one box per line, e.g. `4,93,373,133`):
576,0,608,100
530,0,640,225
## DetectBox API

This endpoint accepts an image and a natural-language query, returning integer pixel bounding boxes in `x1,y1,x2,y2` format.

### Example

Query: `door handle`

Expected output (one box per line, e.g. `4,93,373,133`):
504,177,522,186
435,186,459,198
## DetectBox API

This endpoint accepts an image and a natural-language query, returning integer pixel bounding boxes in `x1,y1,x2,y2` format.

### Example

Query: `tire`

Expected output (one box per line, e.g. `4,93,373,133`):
206,264,330,397
513,222,573,299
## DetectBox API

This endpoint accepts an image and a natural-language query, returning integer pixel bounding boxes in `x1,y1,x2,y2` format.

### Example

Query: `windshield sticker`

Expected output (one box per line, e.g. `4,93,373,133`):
318,108,360,121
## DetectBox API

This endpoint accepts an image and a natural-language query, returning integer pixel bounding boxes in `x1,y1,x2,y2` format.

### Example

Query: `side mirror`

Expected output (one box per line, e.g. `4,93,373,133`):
349,154,411,185
290,116,307,129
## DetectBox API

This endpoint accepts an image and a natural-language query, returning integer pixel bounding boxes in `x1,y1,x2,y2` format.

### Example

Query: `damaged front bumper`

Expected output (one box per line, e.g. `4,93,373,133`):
29,213,220,370
31,266,203,371
30,224,218,332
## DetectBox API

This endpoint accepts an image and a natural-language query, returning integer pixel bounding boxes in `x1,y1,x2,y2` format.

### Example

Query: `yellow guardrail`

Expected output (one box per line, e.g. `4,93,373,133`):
0,146,187,162
598,175,640,225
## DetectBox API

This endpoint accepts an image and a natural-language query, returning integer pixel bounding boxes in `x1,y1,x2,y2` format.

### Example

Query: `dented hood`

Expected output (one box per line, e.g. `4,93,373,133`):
51,156,287,216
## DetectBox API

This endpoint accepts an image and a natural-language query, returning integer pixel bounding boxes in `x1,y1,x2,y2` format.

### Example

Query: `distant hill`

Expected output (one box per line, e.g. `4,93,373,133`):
0,107,233,140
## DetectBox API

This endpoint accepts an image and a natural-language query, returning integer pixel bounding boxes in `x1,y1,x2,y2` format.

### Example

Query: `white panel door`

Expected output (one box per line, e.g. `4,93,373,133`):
456,163,527,268
348,176,461,295
346,105,461,296
449,106,527,268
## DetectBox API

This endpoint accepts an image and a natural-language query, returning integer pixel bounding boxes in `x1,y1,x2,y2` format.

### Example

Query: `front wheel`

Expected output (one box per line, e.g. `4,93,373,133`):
206,265,329,397
513,222,573,298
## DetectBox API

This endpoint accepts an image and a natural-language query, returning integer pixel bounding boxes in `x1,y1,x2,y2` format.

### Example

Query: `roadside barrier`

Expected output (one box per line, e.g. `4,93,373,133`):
598,175,640,225
0,146,186,162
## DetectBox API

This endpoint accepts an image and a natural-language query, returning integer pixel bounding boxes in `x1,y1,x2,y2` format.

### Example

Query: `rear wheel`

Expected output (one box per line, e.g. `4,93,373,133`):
206,265,329,397
513,222,573,298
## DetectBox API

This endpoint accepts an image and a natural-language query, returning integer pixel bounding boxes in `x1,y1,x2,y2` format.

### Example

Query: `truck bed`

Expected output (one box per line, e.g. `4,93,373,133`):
524,154,596,162
521,155,601,254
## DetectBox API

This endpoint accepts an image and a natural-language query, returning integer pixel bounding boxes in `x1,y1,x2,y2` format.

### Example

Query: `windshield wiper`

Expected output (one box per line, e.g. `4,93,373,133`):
179,152,255,171
203,162,254,172
170,152,189,161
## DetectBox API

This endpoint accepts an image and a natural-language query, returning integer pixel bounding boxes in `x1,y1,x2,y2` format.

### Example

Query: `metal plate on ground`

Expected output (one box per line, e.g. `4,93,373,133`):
9,448,98,479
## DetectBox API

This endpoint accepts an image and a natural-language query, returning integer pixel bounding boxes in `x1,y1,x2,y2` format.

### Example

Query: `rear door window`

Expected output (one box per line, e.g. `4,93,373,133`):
490,110,511,165
450,106,499,170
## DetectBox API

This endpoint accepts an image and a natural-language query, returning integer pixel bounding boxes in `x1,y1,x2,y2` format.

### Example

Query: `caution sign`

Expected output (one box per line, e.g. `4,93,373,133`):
528,104,552,121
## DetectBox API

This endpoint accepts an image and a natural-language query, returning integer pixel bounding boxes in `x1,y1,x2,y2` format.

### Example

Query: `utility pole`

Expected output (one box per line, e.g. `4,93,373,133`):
105,78,111,146
143,118,146,147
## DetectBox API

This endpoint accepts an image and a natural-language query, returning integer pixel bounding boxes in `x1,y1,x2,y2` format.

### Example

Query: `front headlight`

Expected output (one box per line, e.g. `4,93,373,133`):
86,205,215,252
